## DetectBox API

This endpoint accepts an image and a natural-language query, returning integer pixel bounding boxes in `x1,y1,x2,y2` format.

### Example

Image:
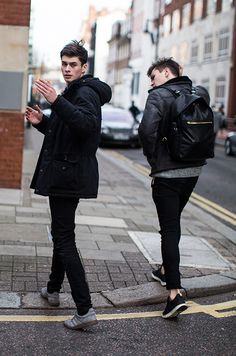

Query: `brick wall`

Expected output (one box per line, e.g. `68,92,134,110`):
0,0,31,26
0,0,30,188
0,112,24,188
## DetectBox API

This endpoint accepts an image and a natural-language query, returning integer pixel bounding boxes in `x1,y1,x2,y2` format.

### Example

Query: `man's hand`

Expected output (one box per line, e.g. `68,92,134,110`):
34,79,58,104
25,105,43,125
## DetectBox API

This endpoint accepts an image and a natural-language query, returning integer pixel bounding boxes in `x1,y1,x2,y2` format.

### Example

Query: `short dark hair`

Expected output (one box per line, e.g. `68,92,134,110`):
147,57,180,77
60,40,88,65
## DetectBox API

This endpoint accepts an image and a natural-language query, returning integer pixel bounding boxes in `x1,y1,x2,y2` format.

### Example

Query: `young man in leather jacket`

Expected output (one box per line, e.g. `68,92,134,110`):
138,58,210,319
25,40,111,330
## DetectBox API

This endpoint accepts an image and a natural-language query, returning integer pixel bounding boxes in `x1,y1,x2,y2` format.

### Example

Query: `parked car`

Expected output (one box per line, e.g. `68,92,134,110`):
100,105,140,147
225,132,236,156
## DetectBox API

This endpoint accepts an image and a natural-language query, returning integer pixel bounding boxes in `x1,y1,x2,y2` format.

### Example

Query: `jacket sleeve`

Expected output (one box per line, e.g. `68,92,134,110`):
32,114,50,134
51,86,100,135
138,90,163,159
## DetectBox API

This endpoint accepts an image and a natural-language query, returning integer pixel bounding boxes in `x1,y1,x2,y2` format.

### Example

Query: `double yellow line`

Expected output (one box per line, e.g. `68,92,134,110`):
0,299,235,322
190,192,236,226
106,150,236,227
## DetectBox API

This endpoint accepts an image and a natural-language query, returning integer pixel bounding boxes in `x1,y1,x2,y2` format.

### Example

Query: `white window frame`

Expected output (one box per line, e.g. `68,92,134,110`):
215,77,226,105
203,34,213,60
218,28,230,57
193,0,203,21
201,79,210,93
182,3,191,27
191,40,198,63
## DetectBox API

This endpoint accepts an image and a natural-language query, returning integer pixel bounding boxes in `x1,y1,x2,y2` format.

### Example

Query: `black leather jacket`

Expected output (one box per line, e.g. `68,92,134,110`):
138,76,210,175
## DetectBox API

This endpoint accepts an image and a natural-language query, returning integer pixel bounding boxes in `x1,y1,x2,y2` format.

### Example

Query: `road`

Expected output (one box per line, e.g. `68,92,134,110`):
0,292,235,355
113,144,236,228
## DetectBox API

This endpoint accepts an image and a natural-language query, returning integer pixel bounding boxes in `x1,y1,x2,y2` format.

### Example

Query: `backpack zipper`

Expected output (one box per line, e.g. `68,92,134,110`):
187,121,212,124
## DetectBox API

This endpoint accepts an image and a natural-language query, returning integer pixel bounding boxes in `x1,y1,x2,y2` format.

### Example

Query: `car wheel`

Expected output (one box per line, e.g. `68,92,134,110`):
225,139,233,156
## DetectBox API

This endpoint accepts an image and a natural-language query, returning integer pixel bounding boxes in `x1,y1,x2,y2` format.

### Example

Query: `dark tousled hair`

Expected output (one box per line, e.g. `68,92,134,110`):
147,57,180,77
60,40,88,65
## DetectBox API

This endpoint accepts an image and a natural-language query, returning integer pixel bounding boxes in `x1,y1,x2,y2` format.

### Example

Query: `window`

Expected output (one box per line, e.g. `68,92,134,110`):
172,9,180,32
179,42,188,65
201,79,210,93
163,14,171,36
131,72,140,95
182,3,191,27
221,0,233,12
191,40,198,63
218,28,229,57
193,0,203,21
206,0,216,15
215,77,226,104
204,35,213,60
171,45,178,60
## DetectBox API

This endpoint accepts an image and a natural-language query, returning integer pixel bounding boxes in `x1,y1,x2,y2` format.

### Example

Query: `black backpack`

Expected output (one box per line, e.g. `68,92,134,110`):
161,87,215,162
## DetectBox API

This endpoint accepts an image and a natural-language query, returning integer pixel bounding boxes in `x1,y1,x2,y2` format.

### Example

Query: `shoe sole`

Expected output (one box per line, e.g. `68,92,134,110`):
64,319,98,330
40,292,60,307
162,304,188,319
151,273,166,286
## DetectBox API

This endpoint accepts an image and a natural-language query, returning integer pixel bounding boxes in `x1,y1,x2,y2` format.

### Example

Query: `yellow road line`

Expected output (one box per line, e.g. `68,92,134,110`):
191,192,236,220
190,197,236,226
106,150,236,226
0,300,235,322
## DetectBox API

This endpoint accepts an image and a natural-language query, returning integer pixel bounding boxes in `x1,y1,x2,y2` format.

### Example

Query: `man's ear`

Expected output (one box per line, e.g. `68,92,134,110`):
82,63,88,74
164,68,169,78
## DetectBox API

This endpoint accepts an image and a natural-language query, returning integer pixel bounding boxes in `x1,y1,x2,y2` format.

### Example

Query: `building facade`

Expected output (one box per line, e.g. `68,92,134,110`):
155,0,235,123
0,0,31,188
107,15,132,108
106,0,236,125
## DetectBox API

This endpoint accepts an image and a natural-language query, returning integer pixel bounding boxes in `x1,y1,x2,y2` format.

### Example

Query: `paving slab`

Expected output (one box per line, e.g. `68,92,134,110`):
128,231,233,269
36,246,52,257
75,215,128,228
16,216,50,224
0,292,21,308
0,206,15,216
97,241,138,252
0,189,22,206
0,245,35,256
76,233,113,242
79,249,125,261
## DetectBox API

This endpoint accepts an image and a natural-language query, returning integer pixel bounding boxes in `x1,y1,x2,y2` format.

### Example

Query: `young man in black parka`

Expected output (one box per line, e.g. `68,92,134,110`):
25,40,112,330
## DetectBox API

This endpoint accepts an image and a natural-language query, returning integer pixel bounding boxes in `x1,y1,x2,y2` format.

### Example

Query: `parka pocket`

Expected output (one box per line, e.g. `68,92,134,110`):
50,160,77,191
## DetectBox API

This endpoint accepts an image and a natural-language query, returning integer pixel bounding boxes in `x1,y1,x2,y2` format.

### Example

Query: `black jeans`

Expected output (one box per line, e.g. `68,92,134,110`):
47,196,92,314
152,176,198,290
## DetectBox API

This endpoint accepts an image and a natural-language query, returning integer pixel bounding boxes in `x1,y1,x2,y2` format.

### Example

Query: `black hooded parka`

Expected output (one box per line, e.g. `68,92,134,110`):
30,74,112,198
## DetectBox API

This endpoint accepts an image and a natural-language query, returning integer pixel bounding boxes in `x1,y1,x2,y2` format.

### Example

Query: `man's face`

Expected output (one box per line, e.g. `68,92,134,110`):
150,68,169,88
61,55,87,83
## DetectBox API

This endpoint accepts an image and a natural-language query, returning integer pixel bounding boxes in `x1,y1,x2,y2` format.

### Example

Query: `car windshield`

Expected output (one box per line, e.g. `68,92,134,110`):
102,109,134,124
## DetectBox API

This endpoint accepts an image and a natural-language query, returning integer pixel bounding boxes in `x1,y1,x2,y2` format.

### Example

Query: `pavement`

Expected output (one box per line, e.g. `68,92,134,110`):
0,128,235,311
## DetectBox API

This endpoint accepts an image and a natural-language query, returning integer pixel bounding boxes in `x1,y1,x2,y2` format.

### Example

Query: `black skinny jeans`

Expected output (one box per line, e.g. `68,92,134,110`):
47,196,92,315
152,176,198,290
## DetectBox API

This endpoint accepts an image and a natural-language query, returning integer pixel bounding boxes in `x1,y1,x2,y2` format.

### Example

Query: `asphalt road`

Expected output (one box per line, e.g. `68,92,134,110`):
0,292,235,356
115,144,236,215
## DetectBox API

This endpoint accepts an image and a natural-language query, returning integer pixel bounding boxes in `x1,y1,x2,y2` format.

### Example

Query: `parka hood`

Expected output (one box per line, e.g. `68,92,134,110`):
70,74,112,106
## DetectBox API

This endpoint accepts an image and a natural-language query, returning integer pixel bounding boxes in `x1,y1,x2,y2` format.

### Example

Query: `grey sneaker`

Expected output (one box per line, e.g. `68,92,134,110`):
40,287,60,306
64,308,98,330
